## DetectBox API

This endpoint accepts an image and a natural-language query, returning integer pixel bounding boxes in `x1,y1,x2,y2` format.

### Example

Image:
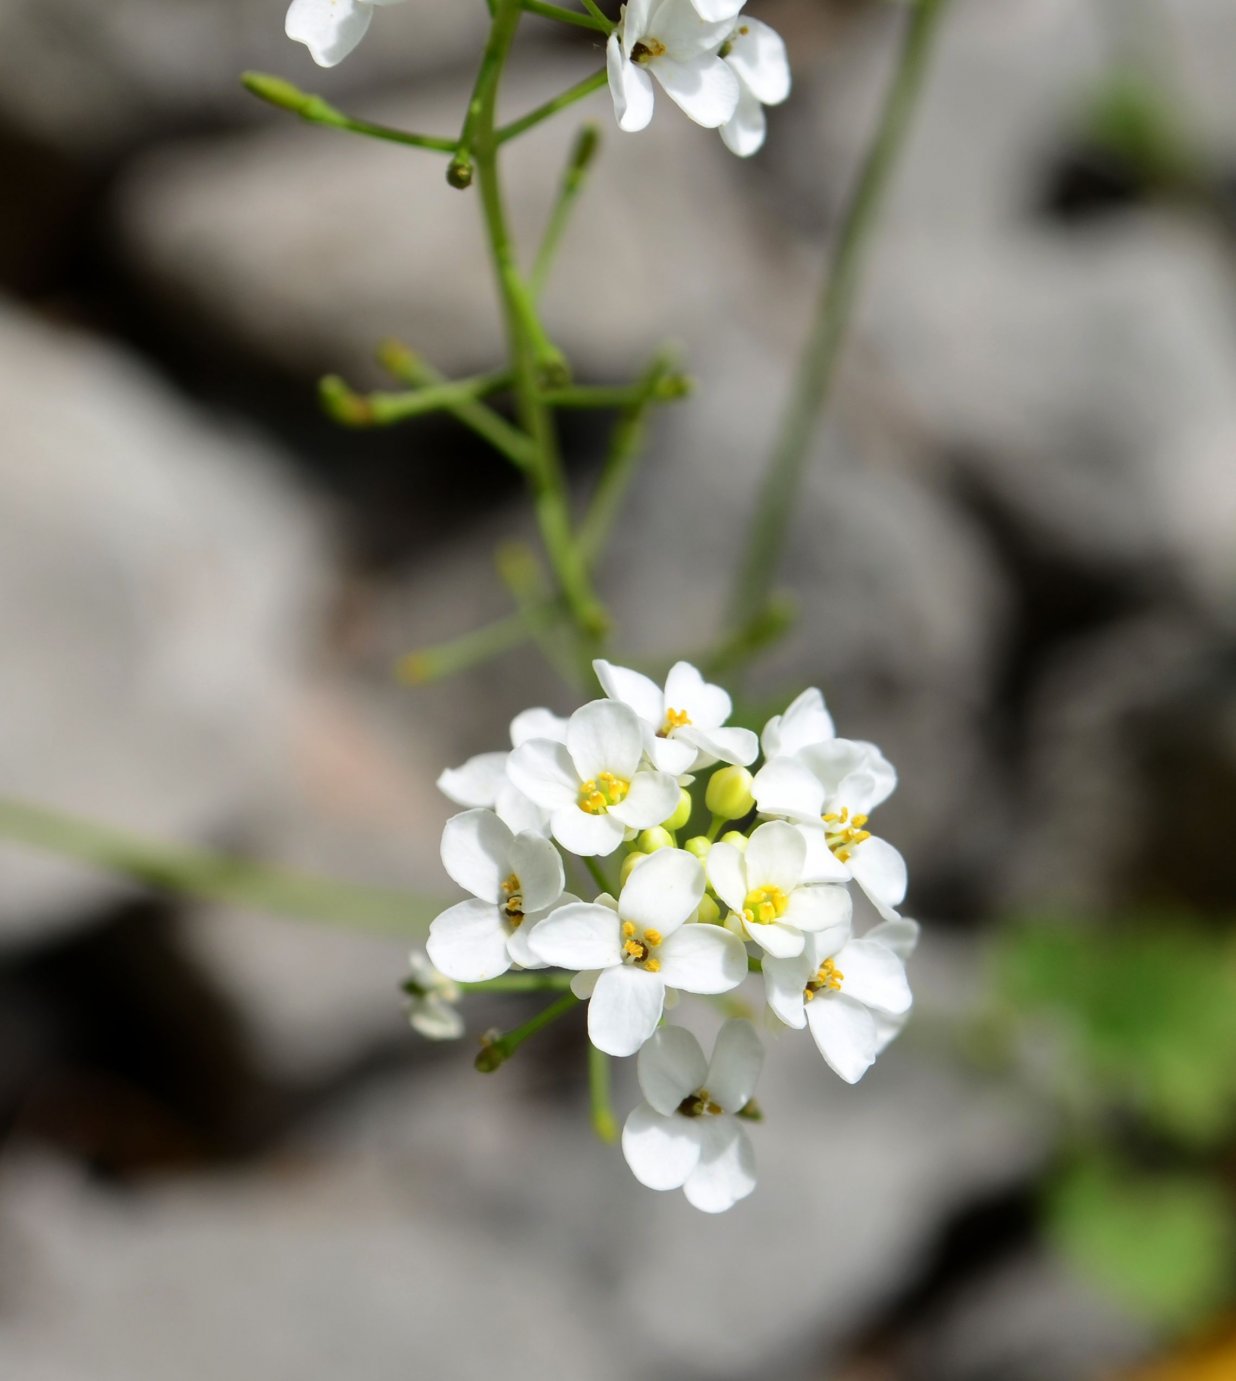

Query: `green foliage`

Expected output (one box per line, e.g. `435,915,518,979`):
1079,70,1202,190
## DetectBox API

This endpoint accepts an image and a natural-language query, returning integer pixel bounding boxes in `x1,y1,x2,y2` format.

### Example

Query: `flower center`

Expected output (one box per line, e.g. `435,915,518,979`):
621,920,663,973
630,37,667,64
578,771,631,815
717,25,748,60
804,958,844,1001
677,1088,723,1118
822,806,870,863
741,885,789,926
500,872,525,929
658,706,691,738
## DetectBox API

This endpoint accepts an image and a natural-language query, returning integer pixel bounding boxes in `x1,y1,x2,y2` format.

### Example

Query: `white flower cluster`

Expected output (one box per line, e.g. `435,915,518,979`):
284,0,789,157
413,661,918,1213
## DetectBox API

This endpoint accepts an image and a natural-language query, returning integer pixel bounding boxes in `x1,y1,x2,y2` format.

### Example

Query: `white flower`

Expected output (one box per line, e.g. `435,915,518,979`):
686,0,745,21
753,738,908,920
622,1020,762,1212
762,927,912,1083
427,810,566,982
285,0,410,68
405,950,464,1040
437,707,567,835
865,915,920,1055
528,848,747,1055
507,700,679,857
594,658,757,776
606,0,740,135
718,16,791,157
707,819,851,958
760,686,835,760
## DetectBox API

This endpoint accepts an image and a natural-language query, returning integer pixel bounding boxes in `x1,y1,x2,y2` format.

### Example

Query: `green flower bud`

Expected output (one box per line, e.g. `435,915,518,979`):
705,766,755,821
664,789,692,832
720,830,749,850
684,835,712,860
694,895,721,926
620,851,649,885
637,826,674,854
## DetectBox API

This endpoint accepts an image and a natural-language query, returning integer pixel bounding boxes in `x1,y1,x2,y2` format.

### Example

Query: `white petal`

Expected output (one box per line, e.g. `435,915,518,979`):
676,724,758,767
752,757,825,822
797,824,850,882
683,1119,756,1213
608,769,681,831
426,899,511,983
588,965,665,1056
706,841,748,914
285,0,373,67
867,916,921,962
746,920,804,958
437,751,507,808
637,1024,708,1115
439,809,511,903
622,1104,701,1190
806,993,879,1083
651,54,740,129
763,955,810,1029
801,738,897,815
507,739,578,808
504,915,548,970
848,836,908,918
648,734,700,776
761,688,834,759
663,661,730,728
744,820,805,893
510,706,569,746
623,0,654,45
657,924,747,993
784,883,852,935
706,1019,763,1113
507,832,565,914
688,0,744,21
619,846,705,934
408,997,464,1041
725,17,790,105
719,84,767,158
567,699,644,782
592,659,664,727
550,805,626,857
874,1007,911,1055
527,901,623,970
649,0,733,59
493,780,549,836
835,938,912,1016
607,36,656,133
571,969,600,999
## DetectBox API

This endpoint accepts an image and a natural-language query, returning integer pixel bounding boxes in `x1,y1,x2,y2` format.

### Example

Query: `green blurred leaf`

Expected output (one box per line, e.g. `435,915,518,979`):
1079,70,1203,189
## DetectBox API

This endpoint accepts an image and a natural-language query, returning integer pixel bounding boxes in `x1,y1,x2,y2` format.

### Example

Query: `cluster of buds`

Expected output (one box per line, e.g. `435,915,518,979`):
409,662,917,1212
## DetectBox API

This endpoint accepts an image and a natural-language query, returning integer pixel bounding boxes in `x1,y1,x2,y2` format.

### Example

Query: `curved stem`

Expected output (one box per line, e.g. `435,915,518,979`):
475,991,581,1070
727,0,952,630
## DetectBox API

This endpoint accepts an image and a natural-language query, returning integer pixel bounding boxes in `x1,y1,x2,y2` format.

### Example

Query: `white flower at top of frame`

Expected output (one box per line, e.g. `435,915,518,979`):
426,810,567,982
527,847,747,1056
593,658,757,777
622,1020,762,1213
405,950,464,1041
285,0,410,68
753,738,907,921
707,820,851,959
686,0,745,23
760,687,835,760
506,700,680,857
436,707,568,836
607,0,740,135
762,926,912,1083
718,16,791,157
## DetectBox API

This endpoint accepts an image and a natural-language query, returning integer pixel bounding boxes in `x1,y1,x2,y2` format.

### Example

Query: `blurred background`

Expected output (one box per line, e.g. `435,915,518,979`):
1,0,1234,1376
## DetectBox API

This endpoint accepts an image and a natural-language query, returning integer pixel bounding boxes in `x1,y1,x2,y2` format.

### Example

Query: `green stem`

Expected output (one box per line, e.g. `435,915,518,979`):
496,70,609,146
0,797,437,936
532,123,601,300
456,972,574,993
523,0,610,33
584,855,613,895
320,371,510,427
397,605,560,685
727,0,952,629
589,1044,618,1143
705,813,728,843
242,73,456,153
578,0,611,27
540,375,689,410
475,991,580,1070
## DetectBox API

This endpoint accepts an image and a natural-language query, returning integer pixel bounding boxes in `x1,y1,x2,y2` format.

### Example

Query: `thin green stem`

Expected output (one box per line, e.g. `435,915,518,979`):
523,0,609,33
397,605,560,685
320,370,511,427
475,991,580,1070
455,973,574,993
727,0,952,629
532,123,601,300
578,0,611,28
242,74,456,153
589,1045,618,1143
496,70,609,146
705,813,728,843
584,855,613,895
0,797,437,936
540,375,689,410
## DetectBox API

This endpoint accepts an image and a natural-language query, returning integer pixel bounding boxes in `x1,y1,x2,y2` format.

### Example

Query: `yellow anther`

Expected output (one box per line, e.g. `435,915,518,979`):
805,959,844,1000
644,929,663,948
835,849,852,863
852,814,869,828
644,958,661,973
624,938,646,960
741,885,789,926
630,36,667,63
622,921,636,937
822,812,840,824
500,873,520,895
825,804,870,861
577,772,631,815
659,707,691,737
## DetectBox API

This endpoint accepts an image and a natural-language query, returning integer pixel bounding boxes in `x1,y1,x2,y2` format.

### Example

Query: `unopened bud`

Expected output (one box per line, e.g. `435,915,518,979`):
693,896,721,926
720,830,749,851
620,851,649,886
684,834,711,860
637,826,674,854
705,766,755,821
664,789,692,832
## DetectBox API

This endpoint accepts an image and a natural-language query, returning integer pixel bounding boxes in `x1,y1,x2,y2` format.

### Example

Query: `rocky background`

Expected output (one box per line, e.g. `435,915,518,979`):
1,0,1234,1377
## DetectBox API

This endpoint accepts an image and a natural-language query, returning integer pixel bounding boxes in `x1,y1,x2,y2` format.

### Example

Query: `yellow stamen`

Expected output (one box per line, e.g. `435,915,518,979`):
644,929,663,948
499,872,524,926
622,921,636,937
623,938,647,960
577,771,631,814
644,958,660,973
741,885,789,926
824,805,872,861
805,958,844,1001
658,707,691,737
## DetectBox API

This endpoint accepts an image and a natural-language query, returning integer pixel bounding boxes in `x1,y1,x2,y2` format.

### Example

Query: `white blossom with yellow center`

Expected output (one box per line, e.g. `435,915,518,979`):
437,707,567,837
427,809,568,982
593,658,757,777
762,924,913,1083
717,16,791,158
706,819,851,958
285,0,410,67
622,1020,763,1213
528,848,747,1056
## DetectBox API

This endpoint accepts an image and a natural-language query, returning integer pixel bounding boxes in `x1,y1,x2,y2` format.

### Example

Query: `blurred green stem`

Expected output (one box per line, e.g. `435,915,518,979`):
475,991,580,1070
589,1045,618,1142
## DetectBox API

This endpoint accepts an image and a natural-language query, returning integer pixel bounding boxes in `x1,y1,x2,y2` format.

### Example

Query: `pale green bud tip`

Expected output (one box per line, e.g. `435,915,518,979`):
694,896,721,926
684,835,712,860
447,154,473,190
318,375,374,427
705,765,755,821
569,123,601,175
243,72,311,113
638,827,674,854
664,789,692,832
620,851,649,885
720,830,749,850
474,1035,509,1073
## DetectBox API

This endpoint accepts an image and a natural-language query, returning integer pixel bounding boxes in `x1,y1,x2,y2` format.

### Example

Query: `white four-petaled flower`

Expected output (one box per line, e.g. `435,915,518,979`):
594,658,757,776
437,707,567,836
622,1021,762,1212
427,809,567,982
285,0,410,67
405,950,465,1040
718,17,791,157
528,847,747,1055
